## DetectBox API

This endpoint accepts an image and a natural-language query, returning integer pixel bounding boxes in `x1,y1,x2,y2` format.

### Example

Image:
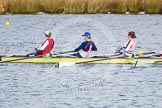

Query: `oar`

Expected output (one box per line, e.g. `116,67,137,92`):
55,50,75,54
93,50,156,58
133,49,162,67
137,49,162,56
134,60,154,67
0,55,43,63
91,53,121,58
56,50,156,68
54,52,77,57
56,57,123,68
127,50,161,58
136,50,155,56
154,61,162,64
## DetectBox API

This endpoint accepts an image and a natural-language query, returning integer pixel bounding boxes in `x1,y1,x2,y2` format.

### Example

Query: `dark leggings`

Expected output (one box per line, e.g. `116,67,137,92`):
26,52,38,57
72,52,82,58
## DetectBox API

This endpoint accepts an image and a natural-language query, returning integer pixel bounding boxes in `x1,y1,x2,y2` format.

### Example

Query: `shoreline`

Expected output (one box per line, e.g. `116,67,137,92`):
0,0,162,15
0,12,162,16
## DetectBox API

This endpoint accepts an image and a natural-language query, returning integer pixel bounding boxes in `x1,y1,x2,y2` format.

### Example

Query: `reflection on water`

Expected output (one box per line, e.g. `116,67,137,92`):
0,14,162,108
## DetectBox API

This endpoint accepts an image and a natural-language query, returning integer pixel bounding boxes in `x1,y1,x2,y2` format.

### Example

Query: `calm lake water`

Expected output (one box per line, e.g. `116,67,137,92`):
0,14,162,108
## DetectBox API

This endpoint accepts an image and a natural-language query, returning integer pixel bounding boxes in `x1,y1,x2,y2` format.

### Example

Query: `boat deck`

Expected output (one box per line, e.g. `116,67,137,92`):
0,56,162,64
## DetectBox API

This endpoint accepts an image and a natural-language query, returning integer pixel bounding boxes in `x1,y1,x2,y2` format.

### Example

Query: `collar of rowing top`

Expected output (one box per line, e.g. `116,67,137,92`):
85,40,91,42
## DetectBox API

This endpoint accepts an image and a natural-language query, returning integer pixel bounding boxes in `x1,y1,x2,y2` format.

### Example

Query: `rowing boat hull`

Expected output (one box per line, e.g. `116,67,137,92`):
1,56,162,64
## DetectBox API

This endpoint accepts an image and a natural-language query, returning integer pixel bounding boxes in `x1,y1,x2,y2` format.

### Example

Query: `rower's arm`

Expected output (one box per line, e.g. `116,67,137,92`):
92,42,97,51
74,42,84,52
37,41,49,51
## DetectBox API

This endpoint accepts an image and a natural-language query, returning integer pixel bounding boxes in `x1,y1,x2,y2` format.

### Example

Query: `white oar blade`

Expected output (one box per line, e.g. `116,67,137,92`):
56,62,76,68
135,61,154,67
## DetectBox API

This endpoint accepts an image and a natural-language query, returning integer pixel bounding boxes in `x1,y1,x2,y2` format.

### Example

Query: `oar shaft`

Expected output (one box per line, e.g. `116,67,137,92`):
54,52,77,56
137,48,162,56
137,51,155,56
57,51,75,54
76,57,120,64
0,56,43,63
